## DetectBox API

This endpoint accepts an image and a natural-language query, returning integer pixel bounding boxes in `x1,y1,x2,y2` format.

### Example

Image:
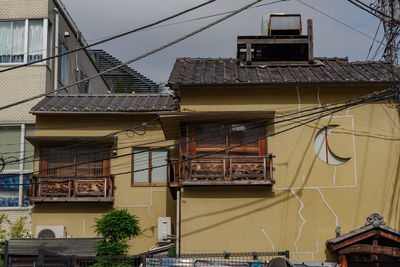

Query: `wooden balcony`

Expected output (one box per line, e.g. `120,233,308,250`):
30,176,114,203
172,155,274,186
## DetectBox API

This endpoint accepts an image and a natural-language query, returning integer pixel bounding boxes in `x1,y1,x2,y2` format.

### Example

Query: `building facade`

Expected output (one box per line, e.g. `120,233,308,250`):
25,14,400,266
0,0,109,233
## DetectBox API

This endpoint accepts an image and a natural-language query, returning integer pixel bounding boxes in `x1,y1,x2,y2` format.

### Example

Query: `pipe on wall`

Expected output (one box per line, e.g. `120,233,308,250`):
176,189,181,256
53,8,59,90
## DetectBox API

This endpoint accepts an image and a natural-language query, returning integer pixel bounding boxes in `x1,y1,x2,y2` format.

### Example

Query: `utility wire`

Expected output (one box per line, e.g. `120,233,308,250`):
0,0,218,74
1,90,396,186
297,0,385,45
8,90,393,186
0,0,280,113
367,20,382,60
1,87,395,180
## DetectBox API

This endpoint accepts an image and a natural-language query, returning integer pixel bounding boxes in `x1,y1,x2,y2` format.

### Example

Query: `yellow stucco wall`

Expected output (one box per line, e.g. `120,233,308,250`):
177,84,400,262
32,115,176,254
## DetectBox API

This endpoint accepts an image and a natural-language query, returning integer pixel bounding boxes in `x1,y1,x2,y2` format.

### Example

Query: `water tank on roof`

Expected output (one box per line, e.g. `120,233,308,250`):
261,13,302,36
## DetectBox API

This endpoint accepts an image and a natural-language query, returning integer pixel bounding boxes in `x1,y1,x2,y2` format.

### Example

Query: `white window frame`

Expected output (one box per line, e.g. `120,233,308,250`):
0,123,33,210
0,19,48,66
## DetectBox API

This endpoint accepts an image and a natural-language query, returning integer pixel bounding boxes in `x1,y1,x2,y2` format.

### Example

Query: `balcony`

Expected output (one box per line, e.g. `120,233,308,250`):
30,176,114,203
173,155,274,186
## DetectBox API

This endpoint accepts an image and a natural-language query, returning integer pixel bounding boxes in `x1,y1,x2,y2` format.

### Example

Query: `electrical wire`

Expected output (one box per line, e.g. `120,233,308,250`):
0,0,218,74
4,89,393,186
0,0,283,113
296,0,385,45
0,87,395,183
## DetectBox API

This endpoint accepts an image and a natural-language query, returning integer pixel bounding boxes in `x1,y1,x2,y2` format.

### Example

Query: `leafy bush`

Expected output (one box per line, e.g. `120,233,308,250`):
94,209,140,256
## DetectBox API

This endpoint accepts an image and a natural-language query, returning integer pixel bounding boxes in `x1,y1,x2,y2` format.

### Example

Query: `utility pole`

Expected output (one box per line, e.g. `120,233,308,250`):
378,0,400,65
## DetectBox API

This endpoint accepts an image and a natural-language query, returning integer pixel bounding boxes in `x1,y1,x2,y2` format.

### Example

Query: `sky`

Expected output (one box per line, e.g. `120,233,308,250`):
61,0,383,83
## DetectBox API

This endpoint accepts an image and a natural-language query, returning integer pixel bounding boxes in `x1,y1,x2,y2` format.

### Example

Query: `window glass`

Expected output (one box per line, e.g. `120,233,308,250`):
58,40,68,86
78,68,89,93
24,125,34,170
151,149,167,183
0,19,45,64
22,175,29,207
11,21,25,63
0,126,21,170
133,148,149,183
0,174,20,207
28,20,43,62
0,21,12,63
0,21,25,63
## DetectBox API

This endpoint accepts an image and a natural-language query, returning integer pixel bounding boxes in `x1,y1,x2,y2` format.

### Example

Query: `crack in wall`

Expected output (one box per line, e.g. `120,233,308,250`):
260,227,275,251
291,189,305,252
317,188,339,227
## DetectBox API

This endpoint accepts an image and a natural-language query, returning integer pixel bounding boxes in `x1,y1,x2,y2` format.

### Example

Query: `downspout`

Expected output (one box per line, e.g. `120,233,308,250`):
53,8,59,90
176,189,181,257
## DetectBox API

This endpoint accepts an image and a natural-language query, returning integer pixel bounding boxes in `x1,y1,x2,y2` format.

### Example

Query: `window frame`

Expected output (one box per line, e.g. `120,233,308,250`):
39,145,111,178
0,123,34,209
184,122,267,158
0,19,48,65
131,147,169,186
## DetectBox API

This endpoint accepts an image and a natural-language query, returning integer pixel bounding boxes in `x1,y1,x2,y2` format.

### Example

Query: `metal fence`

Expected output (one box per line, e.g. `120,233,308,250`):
5,251,290,267
147,251,290,266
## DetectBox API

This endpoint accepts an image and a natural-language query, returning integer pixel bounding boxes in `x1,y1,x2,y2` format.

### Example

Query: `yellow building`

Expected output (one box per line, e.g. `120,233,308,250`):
28,94,178,254
163,19,400,266
27,17,400,266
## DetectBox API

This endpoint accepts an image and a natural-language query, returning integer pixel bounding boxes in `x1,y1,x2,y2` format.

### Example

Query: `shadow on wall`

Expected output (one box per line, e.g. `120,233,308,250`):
32,203,113,214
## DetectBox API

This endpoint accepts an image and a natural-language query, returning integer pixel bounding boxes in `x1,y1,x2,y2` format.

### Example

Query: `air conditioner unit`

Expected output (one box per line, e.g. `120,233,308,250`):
36,226,65,238
157,217,171,243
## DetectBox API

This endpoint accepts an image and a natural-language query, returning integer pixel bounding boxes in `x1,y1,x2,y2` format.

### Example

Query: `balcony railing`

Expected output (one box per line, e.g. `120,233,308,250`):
170,154,274,186
30,176,114,203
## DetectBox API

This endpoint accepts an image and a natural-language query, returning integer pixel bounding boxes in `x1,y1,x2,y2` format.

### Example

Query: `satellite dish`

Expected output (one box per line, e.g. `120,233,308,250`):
267,257,294,267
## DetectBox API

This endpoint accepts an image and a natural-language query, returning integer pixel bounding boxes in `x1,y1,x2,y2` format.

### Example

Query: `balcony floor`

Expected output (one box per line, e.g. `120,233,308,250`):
180,180,274,186
30,197,114,203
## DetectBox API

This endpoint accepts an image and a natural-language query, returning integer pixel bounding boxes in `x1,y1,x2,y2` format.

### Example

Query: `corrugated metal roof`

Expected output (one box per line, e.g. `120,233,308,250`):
168,57,400,86
90,49,159,93
31,94,179,114
6,238,100,256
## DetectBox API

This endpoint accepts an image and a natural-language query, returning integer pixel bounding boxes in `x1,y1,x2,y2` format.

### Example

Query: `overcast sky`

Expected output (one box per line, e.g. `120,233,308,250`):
61,0,382,83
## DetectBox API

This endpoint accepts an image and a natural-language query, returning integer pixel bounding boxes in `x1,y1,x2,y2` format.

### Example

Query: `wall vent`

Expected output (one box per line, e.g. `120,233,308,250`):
36,226,65,238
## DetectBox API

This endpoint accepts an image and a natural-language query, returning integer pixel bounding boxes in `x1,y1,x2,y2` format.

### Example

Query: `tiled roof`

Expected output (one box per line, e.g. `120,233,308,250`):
90,49,159,93
31,94,179,114
168,57,400,86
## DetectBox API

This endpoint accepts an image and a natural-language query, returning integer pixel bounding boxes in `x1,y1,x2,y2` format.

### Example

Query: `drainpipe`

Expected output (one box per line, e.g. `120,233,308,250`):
176,189,181,257
53,8,59,90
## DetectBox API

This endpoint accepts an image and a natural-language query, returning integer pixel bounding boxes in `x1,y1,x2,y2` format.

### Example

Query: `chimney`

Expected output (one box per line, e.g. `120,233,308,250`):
237,14,314,65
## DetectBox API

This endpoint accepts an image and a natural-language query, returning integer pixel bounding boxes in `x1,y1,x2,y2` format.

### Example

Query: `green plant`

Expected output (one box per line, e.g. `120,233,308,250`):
168,245,176,257
94,209,140,256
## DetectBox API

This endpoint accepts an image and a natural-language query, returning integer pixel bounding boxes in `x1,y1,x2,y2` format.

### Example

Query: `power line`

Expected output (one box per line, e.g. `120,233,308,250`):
0,0,218,74
0,0,282,113
1,87,395,181
296,0,385,45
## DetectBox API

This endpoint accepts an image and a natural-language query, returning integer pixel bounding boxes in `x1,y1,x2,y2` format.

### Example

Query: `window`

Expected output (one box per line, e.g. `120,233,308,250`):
187,122,266,157
58,39,68,86
40,145,110,177
0,19,47,64
132,147,168,185
0,124,34,208
78,68,89,93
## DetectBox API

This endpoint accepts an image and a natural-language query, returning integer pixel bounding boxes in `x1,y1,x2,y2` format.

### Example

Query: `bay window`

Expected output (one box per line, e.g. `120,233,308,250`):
0,19,48,64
